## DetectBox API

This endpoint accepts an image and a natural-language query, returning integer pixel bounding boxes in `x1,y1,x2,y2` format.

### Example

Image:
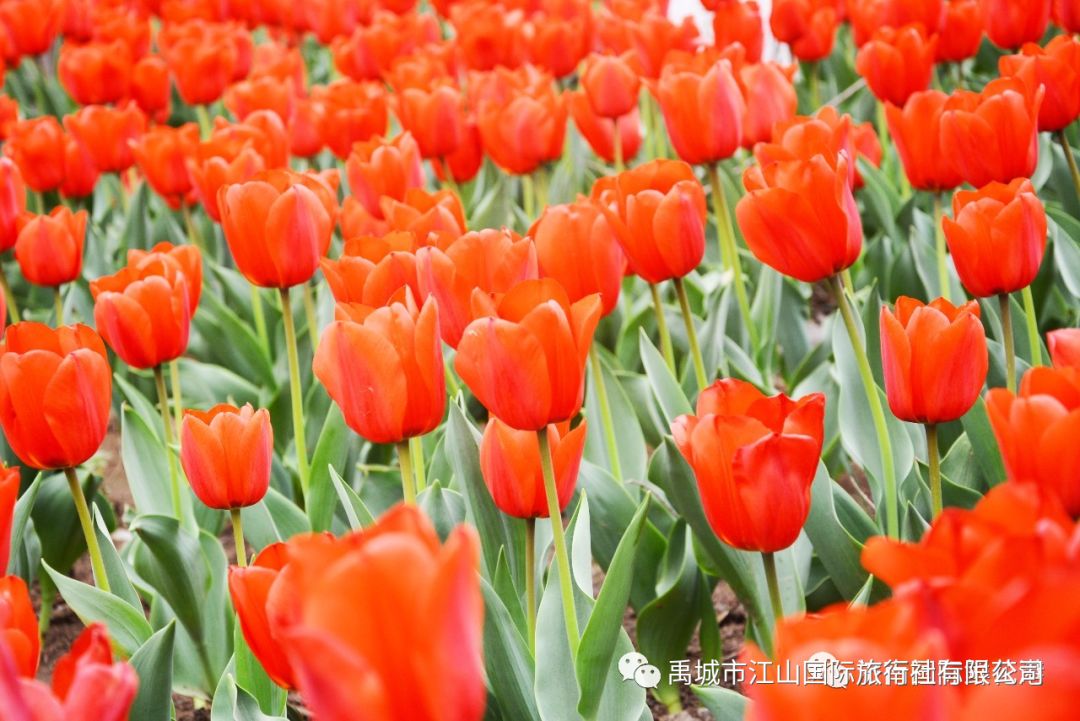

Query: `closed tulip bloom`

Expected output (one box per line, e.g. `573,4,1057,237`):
228,542,294,689
455,279,601,431
936,0,984,62
530,198,626,316
64,102,146,174
0,0,64,60
942,178,1047,297
321,251,418,308
855,24,937,107
180,403,272,510
591,159,707,284
986,367,1080,515
770,0,838,61
579,52,641,119
0,323,111,470
886,90,964,192
736,153,862,283
0,575,38,677
131,123,200,210
0,463,17,572
3,117,66,193
1048,329,1080,369
651,58,745,165
90,262,192,370
189,145,267,224
314,298,445,444
59,135,100,200
14,208,87,288
476,82,566,175
567,91,643,165
0,95,17,140
880,297,988,424
57,39,132,106
219,169,337,288
131,55,171,122
481,419,586,518
1058,0,1080,32
980,0,1052,49
396,84,468,160
672,379,825,553
523,10,590,79
940,78,1042,189
436,120,484,185
159,20,239,105
753,106,881,189
999,35,1080,132
224,76,295,123
288,97,325,159
342,188,467,242
330,12,440,82
416,228,538,347
313,80,389,160
346,133,425,219
737,61,798,149
713,1,764,62
127,241,203,315
0,158,25,253
451,2,526,71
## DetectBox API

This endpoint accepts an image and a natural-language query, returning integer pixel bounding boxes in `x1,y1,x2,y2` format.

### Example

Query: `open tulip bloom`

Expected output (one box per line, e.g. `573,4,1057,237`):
1,3,1080,719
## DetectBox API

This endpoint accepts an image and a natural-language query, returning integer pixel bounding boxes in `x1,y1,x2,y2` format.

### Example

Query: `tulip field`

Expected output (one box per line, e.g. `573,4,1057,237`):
2,0,1080,719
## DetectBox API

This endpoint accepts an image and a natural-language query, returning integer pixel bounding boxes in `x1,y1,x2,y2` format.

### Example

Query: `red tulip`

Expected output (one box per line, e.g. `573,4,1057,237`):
451,1,526,71
0,95,17,141
321,249,418,309
0,0,64,61
567,91,642,165
591,159,707,284
219,169,338,288
345,133,425,220
523,6,591,79
886,90,964,192
132,123,200,210
1057,0,1080,32
314,298,445,444
59,135,100,200
288,97,325,159
455,278,601,430
228,542,294,689
0,575,38,678
303,0,369,44
395,83,469,161
189,136,268,224
480,419,586,518
225,76,295,123
476,73,566,175
127,242,203,316
770,0,839,61
14,208,87,288
3,117,66,193
847,0,945,44
50,623,112,700
312,80,389,160
936,0,984,62
0,464,16,572
0,158,25,253
754,106,881,189
342,188,467,243
435,119,484,184
855,24,937,107
57,39,133,106
737,61,798,149
980,0,1052,49
64,102,147,174
999,35,1080,132
1048,328,1080,369
180,403,272,510
131,55,172,122
159,19,241,105
578,52,641,119
943,178,1047,298
880,297,988,424
713,1,764,62
672,379,825,552
594,6,699,78
330,11,440,82
651,56,745,165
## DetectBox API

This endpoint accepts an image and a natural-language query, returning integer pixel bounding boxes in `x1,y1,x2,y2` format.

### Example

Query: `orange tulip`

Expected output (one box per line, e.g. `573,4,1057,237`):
476,77,566,175
737,60,798,148
713,1,764,62
943,178,1047,298
14,208,87,288
345,133,425,220
159,19,240,105
0,158,25,253
57,39,133,106
530,198,626,316
228,542,294,689
591,159,707,284
770,0,839,61
986,366,1080,515
0,323,111,470
593,6,699,78
672,378,825,552
64,102,147,174
180,403,272,510
1048,328,1080,369
651,56,745,165
0,95,17,140
480,419,586,518
879,297,988,424
855,24,937,107
320,239,420,308
59,134,100,201
127,241,203,316
342,188,466,243
980,0,1052,49
753,106,881,189
886,90,964,191
455,279,601,430
288,97,325,159
736,153,862,283
0,575,38,678
303,0,370,44
999,35,1080,132
567,91,642,165
131,55,172,122
847,0,945,45
936,0,984,62
219,169,337,288
131,123,200,210
331,11,440,82
90,259,193,370
451,1,526,71
224,76,295,123
313,79,389,159
189,133,269,223
579,52,641,119
523,6,591,79
0,463,16,572
314,298,445,444
395,83,468,161
270,505,485,721
416,228,538,347
435,119,484,184
3,117,66,193
0,0,64,61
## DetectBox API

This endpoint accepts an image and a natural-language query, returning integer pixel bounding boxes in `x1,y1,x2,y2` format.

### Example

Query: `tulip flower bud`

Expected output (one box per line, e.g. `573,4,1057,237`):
855,24,937,107
480,419,586,519
999,35,1080,132
0,575,38,677
180,403,273,510
14,208,87,288
1048,329,1080,369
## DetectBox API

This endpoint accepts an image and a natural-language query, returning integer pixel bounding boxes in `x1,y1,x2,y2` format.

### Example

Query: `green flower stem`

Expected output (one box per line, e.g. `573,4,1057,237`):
538,428,580,658
154,365,183,520
195,104,213,139
589,349,623,483
169,360,184,431
674,277,708,391
1021,285,1043,367
926,423,942,517
251,286,269,354
707,163,758,351
396,442,417,504
521,174,535,224
525,517,537,656
280,288,311,503
761,551,783,621
303,283,319,346
410,435,427,493
807,62,821,110
53,286,64,325
831,276,899,539
934,193,950,302
0,260,20,323
1060,130,1080,204
231,508,247,568
64,468,111,594
650,283,676,372
999,293,1016,393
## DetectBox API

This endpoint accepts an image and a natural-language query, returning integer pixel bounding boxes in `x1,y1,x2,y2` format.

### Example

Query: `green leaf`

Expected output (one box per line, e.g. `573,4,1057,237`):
92,507,141,610
418,481,466,541
211,672,289,721
584,349,648,482
479,579,541,721
802,463,869,599
234,623,287,716
638,329,692,426
960,397,1006,486
576,497,650,719
131,515,208,646
44,561,152,657
307,404,350,532
6,472,41,575
129,622,177,721
329,464,375,530
120,406,175,517
691,686,749,721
